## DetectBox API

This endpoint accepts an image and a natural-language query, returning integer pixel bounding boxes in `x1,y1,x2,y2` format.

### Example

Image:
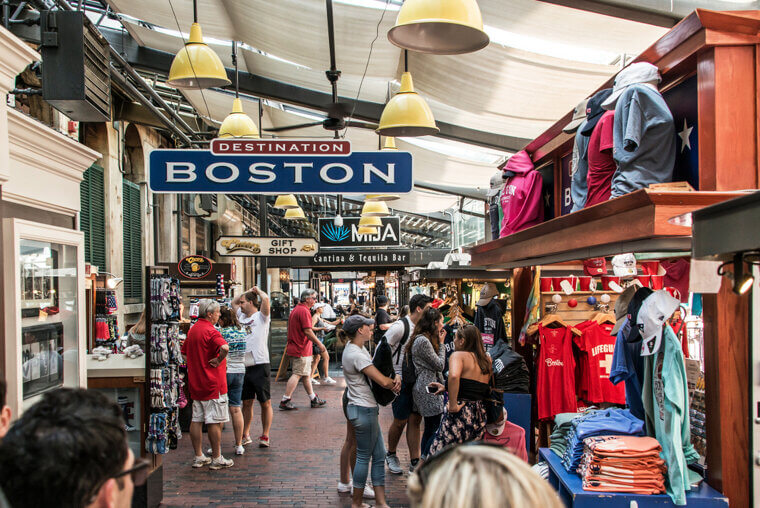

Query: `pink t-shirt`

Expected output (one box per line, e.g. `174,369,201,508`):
484,420,528,461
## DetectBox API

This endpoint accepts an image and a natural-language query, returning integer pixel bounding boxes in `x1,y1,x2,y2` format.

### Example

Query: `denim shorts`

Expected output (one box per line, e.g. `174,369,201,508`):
391,383,416,420
226,372,245,407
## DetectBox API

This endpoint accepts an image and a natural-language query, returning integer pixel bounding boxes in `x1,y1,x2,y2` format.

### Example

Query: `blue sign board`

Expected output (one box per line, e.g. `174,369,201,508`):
148,149,413,194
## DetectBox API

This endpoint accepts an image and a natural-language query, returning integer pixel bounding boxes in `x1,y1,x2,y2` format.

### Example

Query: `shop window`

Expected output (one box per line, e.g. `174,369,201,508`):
122,179,143,302
80,164,106,270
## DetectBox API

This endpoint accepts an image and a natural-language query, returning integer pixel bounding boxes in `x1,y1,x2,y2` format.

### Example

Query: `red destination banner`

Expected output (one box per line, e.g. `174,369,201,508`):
211,138,351,156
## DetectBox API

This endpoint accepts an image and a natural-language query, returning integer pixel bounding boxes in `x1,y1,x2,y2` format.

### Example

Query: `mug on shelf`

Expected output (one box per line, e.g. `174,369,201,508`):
540,278,553,292
601,275,621,290
651,274,665,290
636,274,651,288
578,276,593,291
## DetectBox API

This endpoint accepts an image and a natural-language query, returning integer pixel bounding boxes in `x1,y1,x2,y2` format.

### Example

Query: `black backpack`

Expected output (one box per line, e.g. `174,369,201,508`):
366,337,397,406
401,337,417,388
391,318,411,365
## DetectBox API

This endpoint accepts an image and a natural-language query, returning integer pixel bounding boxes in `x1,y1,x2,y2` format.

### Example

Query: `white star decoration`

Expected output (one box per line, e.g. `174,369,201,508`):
678,119,693,152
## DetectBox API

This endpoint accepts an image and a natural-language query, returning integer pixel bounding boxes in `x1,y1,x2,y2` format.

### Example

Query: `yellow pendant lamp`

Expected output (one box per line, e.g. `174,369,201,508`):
377,70,438,138
388,0,489,55
167,1,230,89
367,138,401,202
359,216,383,228
283,207,306,220
274,194,299,209
218,98,259,138
357,226,380,235
361,200,390,217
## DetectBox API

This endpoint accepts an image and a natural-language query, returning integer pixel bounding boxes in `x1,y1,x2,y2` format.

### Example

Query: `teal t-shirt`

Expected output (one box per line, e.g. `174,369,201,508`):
642,326,700,505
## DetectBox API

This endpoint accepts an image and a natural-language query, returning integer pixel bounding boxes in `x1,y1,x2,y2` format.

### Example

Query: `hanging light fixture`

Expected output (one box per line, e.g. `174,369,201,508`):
218,41,259,138
283,207,306,220
387,0,489,55
274,194,299,209
357,226,380,235
361,200,390,217
367,138,401,202
377,52,438,137
359,216,383,228
167,0,231,89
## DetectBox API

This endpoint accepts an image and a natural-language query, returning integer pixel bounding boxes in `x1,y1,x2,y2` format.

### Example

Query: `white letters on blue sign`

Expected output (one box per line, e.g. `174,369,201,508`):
363,163,394,184
206,162,239,183
248,163,276,183
320,163,353,184
167,162,196,182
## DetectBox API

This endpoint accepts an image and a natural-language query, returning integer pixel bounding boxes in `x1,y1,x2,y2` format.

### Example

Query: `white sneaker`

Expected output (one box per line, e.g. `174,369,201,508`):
337,481,352,493
363,484,376,499
206,447,212,455
311,378,321,385
209,456,234,470
323,376,337,384
192,455,211,468
235,445,245,455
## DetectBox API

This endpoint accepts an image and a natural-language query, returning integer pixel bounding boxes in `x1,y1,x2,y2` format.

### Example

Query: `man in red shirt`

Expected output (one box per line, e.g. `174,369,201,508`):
181,299,232,470
280,289,327,410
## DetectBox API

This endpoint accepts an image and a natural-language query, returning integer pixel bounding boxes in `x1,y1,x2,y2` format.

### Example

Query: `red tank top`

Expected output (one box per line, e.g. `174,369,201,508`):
537,324,577,420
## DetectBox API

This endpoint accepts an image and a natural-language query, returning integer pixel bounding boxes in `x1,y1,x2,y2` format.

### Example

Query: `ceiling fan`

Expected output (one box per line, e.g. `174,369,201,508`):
263,0,378,137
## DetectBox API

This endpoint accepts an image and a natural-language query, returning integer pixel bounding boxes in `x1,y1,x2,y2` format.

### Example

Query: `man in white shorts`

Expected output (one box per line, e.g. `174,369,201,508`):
181,299,233,470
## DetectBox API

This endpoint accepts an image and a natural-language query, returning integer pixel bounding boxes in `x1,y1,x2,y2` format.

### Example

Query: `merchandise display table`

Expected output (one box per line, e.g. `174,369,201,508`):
539,448,728,508
87,354,145,378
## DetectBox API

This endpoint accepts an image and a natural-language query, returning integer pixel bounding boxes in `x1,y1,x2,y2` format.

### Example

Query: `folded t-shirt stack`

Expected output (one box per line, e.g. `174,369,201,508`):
549,412,583,457
580,435,666,495
561,408,645,472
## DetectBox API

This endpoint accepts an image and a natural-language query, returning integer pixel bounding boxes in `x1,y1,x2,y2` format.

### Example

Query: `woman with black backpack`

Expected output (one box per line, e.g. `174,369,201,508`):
340,315,401,508
404,307,446,460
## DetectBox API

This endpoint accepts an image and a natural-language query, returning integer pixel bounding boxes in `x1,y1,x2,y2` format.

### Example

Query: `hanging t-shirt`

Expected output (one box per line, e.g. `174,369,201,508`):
474,299,507,353
611,84,676,198
574,321,626,404
585,110,616,208
442,322,459,377
537,324,577,420
661,257,690,303
642,326,700,506
609,318,645,420
570,120,591,212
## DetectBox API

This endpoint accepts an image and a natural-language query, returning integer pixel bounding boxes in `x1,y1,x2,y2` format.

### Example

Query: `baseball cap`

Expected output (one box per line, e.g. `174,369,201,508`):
602,62,661,110
612,253,637,278
563,98,589,134
637,290,680,356
487,170,506,197
583,257,607,276
580,88,613,136
610,285,637,336
342,314,375,335
312,302,327,310
626,287,654,343
477,282,499,306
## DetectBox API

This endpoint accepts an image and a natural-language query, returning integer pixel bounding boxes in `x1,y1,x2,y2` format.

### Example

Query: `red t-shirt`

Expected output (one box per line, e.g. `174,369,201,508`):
585,111,616,208
286,303,313,358
574,321,626,404
537,324,577,420
181,319,227,401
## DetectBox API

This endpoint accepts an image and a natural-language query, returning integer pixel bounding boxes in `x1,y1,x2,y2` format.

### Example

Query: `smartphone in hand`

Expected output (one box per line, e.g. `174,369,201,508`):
426,384,437,394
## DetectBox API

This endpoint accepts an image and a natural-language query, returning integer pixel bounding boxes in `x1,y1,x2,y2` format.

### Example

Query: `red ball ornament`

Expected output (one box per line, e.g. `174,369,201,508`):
568,298,578,308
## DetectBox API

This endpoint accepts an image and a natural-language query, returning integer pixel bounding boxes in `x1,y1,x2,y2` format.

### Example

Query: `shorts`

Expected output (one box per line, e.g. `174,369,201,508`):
242,364,271,402
391,383,417,421
227,372,245,407
192,394,229,424
292,356,313,377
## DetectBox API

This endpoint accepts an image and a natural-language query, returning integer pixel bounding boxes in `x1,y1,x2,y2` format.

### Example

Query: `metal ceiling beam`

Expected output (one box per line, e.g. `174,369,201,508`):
534,0,679,27
98,26,531,152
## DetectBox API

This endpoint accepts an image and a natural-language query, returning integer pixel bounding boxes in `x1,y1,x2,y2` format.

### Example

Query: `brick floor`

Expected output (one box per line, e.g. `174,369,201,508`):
161,375,412,507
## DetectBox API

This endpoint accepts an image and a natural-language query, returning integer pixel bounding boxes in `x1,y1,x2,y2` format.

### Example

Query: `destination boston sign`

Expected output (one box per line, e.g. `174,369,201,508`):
148,139,412,194
216,236,318,257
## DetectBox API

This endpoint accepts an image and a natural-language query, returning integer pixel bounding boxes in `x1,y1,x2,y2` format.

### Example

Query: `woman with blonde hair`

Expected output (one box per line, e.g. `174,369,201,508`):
407,442,563,508
127,309,147,347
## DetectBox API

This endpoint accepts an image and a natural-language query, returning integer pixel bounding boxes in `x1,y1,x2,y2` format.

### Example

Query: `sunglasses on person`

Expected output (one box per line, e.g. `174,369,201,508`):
113,457,150,487
413,441,507,489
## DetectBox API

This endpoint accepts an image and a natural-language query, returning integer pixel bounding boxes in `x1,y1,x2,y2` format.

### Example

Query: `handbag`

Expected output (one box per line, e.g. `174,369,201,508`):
484,375,505,424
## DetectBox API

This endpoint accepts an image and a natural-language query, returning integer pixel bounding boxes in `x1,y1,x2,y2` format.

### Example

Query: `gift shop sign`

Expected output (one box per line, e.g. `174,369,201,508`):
318,217,401,248
215,236,318,257
148,145,412,194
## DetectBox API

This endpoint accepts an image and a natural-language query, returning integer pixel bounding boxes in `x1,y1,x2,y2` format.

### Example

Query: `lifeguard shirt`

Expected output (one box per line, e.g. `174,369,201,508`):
585,111,616,208
574,321,626,404
286,303,313,358
537,324,577,420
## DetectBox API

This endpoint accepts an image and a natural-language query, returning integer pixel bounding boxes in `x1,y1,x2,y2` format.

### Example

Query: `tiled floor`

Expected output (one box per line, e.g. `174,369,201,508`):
161,374,413,507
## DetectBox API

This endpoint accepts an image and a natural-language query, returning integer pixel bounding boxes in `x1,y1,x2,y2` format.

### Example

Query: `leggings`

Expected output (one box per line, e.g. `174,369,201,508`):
347,404,386,489
421,413,442,458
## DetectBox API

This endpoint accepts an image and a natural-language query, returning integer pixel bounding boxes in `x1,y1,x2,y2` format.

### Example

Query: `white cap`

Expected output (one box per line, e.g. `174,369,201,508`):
636,290,680,356
487,170,506,197
612,253,637,278
602,62,661,110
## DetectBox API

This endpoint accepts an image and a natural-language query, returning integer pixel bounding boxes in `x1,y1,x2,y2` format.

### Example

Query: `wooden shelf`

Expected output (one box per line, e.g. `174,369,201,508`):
468,190,745,268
